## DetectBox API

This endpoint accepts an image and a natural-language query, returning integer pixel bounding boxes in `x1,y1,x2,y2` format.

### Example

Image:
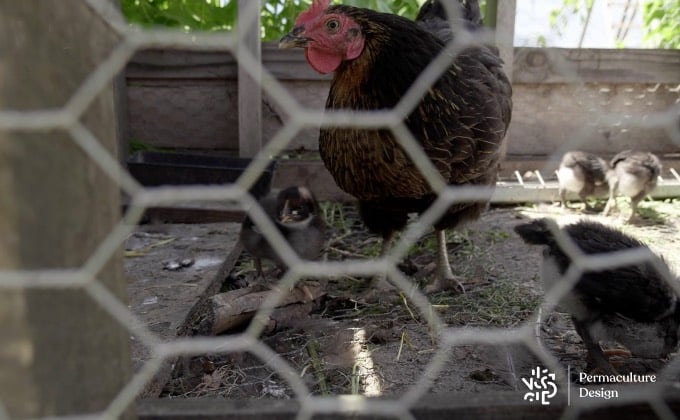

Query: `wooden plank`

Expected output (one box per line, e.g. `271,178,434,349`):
140,206,245,224
272,157,680,202
126,83,238,151
125,223,243,397
124,47,679,155
272,159,354,202
514,48,680,84
126,47,680,85
114,71,130,163
137,393,680,419
111,0,129,163
125,46,325,81
126,50,236,80
178,241,244,338
238,0,262,158
492,180,680,203
506,82,680,156
261,43,332,81
502,154,680,175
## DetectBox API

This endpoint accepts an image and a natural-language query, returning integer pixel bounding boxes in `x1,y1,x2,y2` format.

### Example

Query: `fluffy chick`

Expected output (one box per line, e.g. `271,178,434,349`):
603,150,662,223
240,186,326,277
557,151,609,211
515,218,680,374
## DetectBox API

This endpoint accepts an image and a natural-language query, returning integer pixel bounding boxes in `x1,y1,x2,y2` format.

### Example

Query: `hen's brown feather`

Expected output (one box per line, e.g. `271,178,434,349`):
319,1,512,235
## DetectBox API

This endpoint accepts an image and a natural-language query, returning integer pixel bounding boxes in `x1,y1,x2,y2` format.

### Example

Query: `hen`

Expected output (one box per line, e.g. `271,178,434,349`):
515,218,680,374
240,186,326,277
603,150,662,223
280,0,512,293
556,151,610,211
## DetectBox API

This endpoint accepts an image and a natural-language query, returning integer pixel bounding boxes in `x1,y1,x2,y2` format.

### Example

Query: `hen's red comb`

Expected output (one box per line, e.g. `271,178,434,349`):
296,0,332,26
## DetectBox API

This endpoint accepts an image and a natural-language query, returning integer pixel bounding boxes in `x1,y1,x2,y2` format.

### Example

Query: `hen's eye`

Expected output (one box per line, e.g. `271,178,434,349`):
326,19,340,32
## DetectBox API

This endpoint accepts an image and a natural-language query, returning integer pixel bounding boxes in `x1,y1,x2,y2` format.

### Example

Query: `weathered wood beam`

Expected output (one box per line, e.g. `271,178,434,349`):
238,0,263,158
126,45,680,84
0,1,132,418
495,0,516,79
272,157,680,202
136,392,680,419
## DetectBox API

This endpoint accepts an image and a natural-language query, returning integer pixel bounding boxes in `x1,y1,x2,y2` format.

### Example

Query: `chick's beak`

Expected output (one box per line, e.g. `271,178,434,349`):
279,27,310,49
279,200,292,223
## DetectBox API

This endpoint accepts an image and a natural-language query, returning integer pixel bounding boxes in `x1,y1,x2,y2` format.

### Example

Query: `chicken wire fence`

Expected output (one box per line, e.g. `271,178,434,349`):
1,0,680,419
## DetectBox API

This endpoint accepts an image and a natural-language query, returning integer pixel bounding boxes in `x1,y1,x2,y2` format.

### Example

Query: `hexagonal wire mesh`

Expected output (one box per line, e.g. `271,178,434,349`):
1,0,680,419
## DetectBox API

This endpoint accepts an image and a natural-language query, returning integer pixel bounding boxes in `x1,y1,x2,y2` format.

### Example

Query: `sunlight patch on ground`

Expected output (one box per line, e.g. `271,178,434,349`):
350,327,382,396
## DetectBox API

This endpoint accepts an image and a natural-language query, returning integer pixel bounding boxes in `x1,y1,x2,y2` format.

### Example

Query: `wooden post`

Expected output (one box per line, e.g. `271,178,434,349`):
0,1,132,418
488,0,516,167
494,0,516,80
238,0,263,158
115,72,130,163
485,0,498,28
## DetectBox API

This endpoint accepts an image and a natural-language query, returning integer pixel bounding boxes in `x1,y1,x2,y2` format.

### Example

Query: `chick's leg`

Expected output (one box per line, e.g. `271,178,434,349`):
602,179,618,217
573,319,618,375
579,192,595,212
254,257,264,279
558,188,568,208
626,192,646,224
424,229,465,294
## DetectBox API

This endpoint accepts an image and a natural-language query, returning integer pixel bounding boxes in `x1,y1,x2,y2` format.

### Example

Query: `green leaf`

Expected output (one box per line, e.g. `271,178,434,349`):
118,0,498,42
642,0,680,48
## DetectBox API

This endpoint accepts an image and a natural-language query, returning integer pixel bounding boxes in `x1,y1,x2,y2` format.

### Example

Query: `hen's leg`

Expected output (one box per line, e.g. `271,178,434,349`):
360,231,398,302
370,230,398,291
358,202,407,293
424,229,465,294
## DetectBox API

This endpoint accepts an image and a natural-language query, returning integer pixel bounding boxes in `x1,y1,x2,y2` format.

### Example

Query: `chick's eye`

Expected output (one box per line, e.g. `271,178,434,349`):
326,19,340,32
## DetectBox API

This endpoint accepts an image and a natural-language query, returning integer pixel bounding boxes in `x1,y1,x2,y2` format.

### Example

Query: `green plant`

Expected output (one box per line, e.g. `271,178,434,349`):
549,0,679,48
643,0,680,48
121,0,492,41
128,138,161,153
121,0,238,31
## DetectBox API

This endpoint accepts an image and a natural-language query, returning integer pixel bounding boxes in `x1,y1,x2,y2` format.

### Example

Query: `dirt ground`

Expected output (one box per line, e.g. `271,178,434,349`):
159,197,680,399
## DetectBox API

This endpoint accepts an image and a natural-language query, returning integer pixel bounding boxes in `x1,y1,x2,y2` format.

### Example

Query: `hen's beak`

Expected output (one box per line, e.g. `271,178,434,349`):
279,28,310,49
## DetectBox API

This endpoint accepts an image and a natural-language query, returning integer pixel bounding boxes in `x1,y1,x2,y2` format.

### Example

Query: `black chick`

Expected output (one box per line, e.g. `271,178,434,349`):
240,186,326,277
556,151,610,211
515,218,680,374
603,150,662,223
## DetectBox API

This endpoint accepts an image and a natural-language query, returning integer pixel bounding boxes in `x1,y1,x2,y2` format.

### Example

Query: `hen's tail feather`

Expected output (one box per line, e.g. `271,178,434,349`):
514,219,556,246
416,0,483,27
